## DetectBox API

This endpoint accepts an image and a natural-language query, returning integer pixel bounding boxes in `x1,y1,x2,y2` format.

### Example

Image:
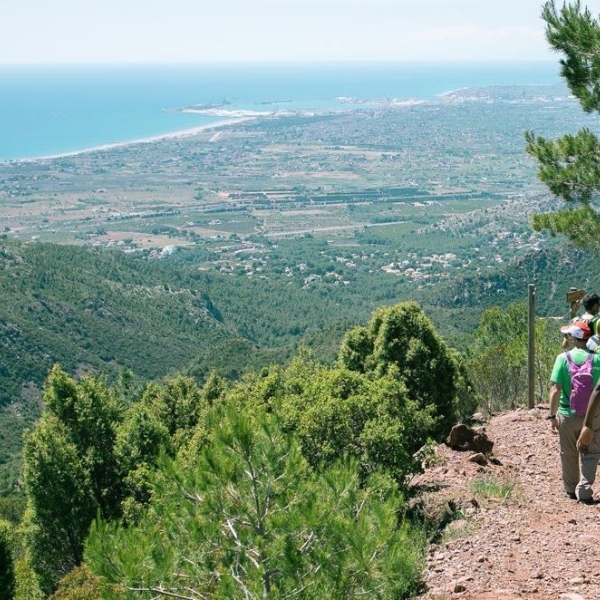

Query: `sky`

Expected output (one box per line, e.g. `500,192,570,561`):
1,0,562,64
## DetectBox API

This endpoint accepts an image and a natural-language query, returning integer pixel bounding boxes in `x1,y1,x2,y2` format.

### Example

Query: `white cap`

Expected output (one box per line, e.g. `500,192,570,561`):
560,320,592,340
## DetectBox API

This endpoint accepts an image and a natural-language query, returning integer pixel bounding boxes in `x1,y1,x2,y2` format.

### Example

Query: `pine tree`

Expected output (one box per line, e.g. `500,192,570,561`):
526,1,600,249
85,404,425,598
22,366,124,594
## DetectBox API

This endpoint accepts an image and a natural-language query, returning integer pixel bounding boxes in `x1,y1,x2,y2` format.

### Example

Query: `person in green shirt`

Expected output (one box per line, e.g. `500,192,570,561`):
549,320,600,503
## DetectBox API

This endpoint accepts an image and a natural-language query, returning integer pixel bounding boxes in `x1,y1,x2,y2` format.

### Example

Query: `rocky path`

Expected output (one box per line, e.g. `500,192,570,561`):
416,408,600,600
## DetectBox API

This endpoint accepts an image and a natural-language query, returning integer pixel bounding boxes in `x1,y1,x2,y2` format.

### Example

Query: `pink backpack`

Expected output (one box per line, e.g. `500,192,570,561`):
565,352,595,415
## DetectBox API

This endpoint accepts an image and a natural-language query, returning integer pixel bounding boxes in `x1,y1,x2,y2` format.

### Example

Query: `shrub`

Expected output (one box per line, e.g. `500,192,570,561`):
49,566,104,600
339,301,476,437
0,519,15,600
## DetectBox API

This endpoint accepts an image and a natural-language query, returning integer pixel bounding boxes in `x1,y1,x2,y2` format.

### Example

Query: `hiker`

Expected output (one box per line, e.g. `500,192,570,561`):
562,292,600,350
581,293,600,352
549,320,600,503
575,378,600,473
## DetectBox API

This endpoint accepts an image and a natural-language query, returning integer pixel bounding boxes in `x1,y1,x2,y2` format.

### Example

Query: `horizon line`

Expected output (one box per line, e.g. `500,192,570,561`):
0,58,559,68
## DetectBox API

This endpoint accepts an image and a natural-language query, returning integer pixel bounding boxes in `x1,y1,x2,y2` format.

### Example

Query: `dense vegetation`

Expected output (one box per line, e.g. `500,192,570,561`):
1,231,593,502
0,302,478,598
1,234,591,406
0,284,567,598
0,519,15,599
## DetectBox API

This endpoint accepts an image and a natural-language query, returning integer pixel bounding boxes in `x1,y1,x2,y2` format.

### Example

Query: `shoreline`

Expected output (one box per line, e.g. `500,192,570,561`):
4,117,257,164
1,78,564,165
0,100,417,165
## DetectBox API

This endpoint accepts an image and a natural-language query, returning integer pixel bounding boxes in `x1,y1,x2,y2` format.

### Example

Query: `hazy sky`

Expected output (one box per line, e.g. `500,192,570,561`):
1,0,561,64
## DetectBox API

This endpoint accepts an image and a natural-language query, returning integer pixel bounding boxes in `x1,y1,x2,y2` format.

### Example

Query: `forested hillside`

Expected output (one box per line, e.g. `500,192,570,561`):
0,236,393,409
2,235,591,410
0,232,591,502
429,245,599,315
1,240,224,404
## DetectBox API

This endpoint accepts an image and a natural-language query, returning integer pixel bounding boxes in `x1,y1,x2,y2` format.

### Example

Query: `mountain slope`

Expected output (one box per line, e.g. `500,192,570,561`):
0,240,234,407
422,244,597,318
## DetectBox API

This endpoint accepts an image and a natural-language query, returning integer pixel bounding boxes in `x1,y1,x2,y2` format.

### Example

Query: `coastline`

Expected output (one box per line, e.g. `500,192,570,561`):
7,117,257,164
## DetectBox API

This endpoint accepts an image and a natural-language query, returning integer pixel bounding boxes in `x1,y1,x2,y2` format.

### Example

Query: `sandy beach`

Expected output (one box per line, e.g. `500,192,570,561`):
13,117,257,164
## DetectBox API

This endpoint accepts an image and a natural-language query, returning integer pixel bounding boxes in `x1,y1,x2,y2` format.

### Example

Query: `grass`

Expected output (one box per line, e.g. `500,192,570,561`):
432,474,518,545
468,474,516,503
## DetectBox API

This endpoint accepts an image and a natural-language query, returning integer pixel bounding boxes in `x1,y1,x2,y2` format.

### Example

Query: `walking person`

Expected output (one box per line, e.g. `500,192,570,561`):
549,320,600,503
576,368,600,482
562,292,600,350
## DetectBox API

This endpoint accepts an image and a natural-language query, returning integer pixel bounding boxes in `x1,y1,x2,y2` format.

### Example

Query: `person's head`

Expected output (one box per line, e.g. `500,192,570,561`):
583,293,600,315
560,320,592,348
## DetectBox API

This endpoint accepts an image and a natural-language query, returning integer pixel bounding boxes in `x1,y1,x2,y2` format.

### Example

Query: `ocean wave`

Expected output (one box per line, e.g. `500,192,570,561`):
179,108,273,117
178,107,316,118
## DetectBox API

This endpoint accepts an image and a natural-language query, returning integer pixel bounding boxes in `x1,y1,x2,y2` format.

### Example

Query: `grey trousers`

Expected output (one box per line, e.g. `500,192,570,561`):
557,413,600,501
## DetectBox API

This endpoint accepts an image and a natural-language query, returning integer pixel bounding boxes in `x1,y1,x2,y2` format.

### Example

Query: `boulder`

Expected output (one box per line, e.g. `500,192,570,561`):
468,452,488,465
446,423,494,455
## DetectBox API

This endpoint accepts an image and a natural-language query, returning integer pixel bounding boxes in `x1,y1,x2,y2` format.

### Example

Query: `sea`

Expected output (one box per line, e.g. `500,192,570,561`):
0,61,562,163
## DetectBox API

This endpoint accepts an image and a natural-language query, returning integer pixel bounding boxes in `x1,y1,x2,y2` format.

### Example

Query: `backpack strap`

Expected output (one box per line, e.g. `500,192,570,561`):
588,351,595,374
565,350,575,381
564,349,594,376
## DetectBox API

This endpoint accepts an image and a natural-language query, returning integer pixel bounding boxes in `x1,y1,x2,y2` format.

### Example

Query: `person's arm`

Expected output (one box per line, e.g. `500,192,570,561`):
570,299,581,318
577,384,600,451
548,382,561,432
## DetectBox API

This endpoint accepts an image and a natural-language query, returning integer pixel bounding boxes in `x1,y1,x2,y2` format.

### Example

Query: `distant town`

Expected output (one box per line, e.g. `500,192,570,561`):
0,84,580,289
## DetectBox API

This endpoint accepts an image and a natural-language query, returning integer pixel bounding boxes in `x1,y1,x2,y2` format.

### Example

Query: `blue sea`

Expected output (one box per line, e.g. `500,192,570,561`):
0,61,562,162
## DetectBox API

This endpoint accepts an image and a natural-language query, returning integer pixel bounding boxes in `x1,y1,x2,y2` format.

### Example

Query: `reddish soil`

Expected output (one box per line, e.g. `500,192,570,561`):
415,408,600,600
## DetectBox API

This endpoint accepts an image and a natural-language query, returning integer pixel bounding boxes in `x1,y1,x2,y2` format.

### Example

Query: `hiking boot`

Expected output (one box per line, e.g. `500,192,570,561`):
577,497,595,505
566,492,577,500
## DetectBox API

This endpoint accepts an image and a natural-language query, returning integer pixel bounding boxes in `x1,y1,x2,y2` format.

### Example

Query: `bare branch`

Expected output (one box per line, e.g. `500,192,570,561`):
127,585,199,600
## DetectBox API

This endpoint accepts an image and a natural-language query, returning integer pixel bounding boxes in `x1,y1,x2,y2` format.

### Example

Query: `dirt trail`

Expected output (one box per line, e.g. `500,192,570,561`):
416,408,600,600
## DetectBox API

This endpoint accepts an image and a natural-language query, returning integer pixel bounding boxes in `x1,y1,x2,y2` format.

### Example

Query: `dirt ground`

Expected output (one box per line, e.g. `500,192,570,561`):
415,407,600,600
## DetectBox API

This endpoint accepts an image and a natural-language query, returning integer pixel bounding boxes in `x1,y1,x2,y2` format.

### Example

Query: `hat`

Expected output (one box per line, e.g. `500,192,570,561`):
560,320,592,340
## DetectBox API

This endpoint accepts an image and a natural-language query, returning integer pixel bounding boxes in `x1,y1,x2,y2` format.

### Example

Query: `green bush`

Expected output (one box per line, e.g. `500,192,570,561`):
22,366,125,594
49,566,105,600
466,303,556,413
14,551,43,600
338,301,477,436
0,519,15,600
279,362,435,485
